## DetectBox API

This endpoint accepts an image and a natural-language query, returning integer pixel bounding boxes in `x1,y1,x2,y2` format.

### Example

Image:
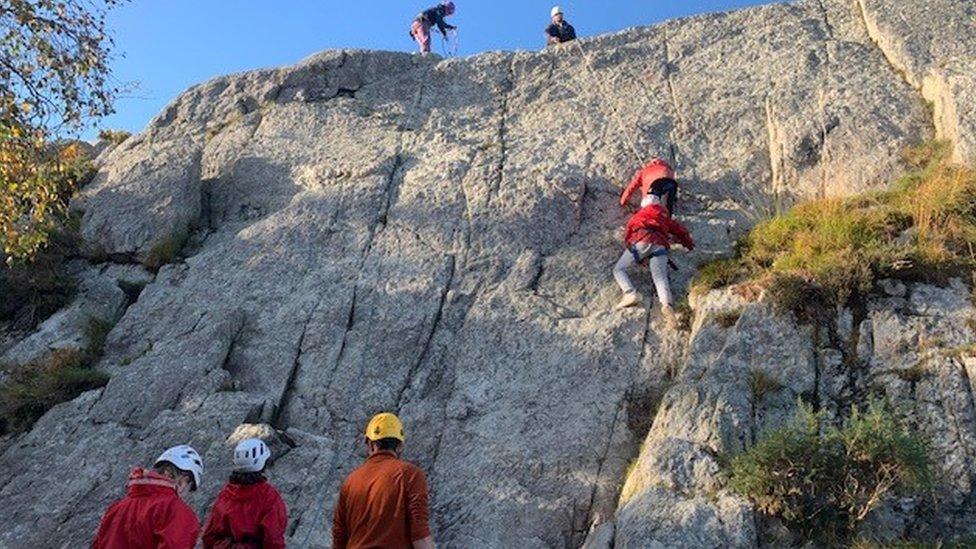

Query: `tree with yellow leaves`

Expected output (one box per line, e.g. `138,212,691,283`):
1,0,127,262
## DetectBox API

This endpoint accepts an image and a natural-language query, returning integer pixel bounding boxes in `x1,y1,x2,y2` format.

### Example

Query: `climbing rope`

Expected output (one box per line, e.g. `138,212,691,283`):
440,28,460,58
570,39,647,164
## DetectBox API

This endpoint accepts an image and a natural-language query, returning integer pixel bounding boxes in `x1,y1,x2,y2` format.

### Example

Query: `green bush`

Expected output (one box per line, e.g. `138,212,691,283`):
0,243,76,328
144,229,189,270
728,399,932,545
692,141,976,310
0,348,108,434
692,257,749,292
97,129,131,145
0,315,114,434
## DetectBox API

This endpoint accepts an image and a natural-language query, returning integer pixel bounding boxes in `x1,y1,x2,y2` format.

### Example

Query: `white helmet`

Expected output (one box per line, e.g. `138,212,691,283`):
155,445,204,491
233,438,271,473
551,6,564,17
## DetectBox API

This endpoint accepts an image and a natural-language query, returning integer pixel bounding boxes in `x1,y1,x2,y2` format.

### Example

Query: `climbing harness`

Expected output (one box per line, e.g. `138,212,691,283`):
629,244,669,265
440,28,460,57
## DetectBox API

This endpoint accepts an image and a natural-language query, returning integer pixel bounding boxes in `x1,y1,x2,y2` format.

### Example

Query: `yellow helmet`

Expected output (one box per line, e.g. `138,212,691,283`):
365,412,405,442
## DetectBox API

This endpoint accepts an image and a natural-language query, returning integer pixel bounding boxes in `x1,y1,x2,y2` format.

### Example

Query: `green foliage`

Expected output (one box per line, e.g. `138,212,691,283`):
0,348,108,434
728,400,932,544
1,0,125,262
144,229,189,270
714,309,743,328
0,123,94,262
97,129,131,145
693,257,749,292
749,369,782,399
692,141,976,310
0,0,127,130
0,314,115,434
0,228,77,328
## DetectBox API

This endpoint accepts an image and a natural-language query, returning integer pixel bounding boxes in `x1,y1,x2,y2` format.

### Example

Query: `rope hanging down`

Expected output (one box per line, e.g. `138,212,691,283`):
570,39,646,164
440,28,459,58
572,40,677,165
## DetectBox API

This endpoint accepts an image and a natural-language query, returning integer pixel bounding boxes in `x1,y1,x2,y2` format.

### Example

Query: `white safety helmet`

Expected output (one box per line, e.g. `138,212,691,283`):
155,445,204,491
551,6,564,17
233,438,271,473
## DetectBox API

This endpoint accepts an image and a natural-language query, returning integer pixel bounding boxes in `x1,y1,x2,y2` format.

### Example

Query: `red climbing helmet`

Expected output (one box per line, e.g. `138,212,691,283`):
441,1,456,15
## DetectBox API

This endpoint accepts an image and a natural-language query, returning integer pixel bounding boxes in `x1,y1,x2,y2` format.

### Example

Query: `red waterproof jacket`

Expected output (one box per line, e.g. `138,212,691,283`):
619,160,675,206
93,468,200,549
202,478,288,549
624,203,694,250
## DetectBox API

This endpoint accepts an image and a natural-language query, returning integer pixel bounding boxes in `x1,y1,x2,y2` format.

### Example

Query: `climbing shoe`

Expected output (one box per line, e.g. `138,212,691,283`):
662,304,678,329
616,291,641,309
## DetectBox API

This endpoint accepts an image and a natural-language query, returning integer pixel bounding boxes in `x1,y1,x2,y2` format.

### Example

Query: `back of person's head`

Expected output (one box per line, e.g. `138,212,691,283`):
373,437,402,452
229,438,271,484
649,177,678,216
154,445,204,492
441,1,455,15
233,438,271,473
365,413,406,453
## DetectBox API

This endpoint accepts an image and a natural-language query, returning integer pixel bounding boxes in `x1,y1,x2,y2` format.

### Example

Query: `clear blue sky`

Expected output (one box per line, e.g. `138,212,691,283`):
88,0,778,140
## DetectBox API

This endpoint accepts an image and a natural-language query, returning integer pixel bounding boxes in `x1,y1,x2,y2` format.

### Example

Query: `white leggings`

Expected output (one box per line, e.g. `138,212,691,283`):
613,242,673,306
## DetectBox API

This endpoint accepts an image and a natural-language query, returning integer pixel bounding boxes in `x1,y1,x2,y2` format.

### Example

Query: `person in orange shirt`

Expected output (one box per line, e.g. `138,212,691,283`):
332,413,434,549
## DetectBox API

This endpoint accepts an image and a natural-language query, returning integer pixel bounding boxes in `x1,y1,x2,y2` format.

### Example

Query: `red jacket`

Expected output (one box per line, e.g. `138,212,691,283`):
202,478,288,549
624,204,694,250
619,160,675,206
93,468,201,549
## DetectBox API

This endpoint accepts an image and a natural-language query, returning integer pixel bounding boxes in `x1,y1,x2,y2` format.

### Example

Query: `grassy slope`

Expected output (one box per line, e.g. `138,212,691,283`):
693,141,976,310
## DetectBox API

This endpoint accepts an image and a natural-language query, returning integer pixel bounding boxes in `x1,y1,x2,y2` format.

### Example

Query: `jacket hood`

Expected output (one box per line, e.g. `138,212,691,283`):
126,467,179,498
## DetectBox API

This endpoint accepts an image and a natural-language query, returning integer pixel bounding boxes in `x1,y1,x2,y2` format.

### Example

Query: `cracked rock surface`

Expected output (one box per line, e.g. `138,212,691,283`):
610,280,976,547
1,0,974,546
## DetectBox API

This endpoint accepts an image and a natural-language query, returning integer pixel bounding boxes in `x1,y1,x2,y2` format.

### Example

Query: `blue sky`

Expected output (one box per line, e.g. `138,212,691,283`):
88,0,778,140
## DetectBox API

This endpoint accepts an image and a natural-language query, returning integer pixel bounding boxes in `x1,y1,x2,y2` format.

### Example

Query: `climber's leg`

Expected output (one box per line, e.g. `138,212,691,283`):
613,249,637,294
412,20,432,54
647,246,673,306
614,244,651,309
647,246,678,326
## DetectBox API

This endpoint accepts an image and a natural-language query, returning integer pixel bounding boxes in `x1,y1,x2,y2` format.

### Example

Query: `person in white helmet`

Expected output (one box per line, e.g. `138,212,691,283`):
202,438,288,549
93,445,204,549
545,6,577,45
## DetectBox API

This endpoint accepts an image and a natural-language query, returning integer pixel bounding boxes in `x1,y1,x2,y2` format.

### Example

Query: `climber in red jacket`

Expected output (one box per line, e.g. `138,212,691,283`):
93,445,204,549
619,158,676,209
613,196,694,326
202,438,288,549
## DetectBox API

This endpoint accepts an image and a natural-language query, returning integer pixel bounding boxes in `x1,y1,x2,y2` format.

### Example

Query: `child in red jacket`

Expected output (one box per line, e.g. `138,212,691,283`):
93,445,204,549
613,196,694,325
202,438,288,549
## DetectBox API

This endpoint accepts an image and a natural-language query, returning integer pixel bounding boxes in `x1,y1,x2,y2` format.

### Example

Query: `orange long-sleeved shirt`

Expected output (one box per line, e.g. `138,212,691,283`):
332,451,431,549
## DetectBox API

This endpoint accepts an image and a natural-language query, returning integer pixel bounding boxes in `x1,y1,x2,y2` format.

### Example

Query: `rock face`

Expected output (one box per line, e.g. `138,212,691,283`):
610,280,976,547
0,0,974,547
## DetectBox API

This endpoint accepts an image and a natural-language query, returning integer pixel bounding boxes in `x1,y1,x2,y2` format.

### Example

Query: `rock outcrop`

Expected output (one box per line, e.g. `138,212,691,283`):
0,0,973,547
608,280,976,547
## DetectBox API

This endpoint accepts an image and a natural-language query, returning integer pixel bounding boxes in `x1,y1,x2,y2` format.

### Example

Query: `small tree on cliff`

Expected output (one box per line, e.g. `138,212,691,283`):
0,0,127,262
